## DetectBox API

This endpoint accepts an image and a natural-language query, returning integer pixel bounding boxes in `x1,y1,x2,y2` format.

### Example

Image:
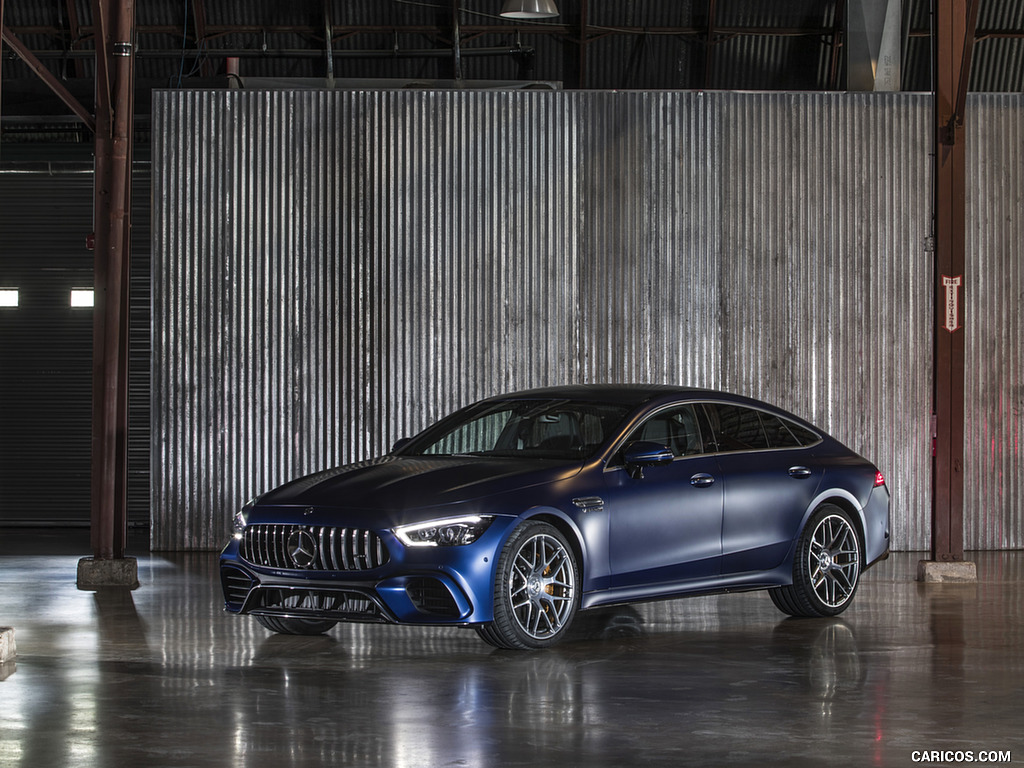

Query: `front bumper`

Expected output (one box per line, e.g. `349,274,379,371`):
219,515,518,626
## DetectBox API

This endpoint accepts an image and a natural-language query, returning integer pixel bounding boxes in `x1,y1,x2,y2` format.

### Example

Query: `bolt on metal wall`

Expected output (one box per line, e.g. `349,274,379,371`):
152,89,1021,552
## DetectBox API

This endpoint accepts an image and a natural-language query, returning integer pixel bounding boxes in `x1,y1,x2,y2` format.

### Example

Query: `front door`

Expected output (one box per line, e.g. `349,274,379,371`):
602,404,724,587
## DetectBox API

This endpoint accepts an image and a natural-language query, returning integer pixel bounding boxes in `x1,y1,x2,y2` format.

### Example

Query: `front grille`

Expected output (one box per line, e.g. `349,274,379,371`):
241,524,390,571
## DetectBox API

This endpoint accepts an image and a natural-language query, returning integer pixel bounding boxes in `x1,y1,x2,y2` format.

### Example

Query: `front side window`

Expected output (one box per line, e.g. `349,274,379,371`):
625,404,705,457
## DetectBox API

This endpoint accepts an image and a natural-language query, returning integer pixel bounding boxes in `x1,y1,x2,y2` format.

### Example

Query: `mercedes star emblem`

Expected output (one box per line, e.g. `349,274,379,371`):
287,529,318,569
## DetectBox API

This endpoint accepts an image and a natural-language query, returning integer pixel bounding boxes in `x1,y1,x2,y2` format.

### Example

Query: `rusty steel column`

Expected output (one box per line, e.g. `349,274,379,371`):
578,0,588,89
84,0,136,574
1,0,5,130
925,0,978,578
451,0,463,81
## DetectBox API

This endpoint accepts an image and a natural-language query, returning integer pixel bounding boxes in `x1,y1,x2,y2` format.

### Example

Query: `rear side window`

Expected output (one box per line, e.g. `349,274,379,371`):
709,404,770,450
760,412,803,447
777,418,819,447
703,403,820,452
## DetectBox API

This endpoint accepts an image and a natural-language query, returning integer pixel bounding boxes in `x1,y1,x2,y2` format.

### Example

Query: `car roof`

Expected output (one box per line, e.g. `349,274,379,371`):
477,384,823,434
480,384,718,408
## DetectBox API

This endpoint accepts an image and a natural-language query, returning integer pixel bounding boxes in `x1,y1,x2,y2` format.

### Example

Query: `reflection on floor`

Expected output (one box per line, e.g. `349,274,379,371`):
1,530,1022,767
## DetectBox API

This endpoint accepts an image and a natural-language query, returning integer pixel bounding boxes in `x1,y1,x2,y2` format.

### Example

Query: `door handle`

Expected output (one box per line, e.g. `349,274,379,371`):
788,466,813,479
690,473,715,488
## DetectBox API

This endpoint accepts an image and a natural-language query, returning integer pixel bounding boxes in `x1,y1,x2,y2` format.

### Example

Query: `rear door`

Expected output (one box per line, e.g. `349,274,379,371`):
703,403,824,574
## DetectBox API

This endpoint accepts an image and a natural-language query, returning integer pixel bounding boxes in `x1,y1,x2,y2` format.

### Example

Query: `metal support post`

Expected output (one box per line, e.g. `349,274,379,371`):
79,0,138,589
919,0,978,583
1,0,5,129
452,0,463,81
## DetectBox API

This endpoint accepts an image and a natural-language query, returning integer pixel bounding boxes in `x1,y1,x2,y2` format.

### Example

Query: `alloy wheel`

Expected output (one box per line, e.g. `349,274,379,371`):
508,532,577,641
807,513,861,609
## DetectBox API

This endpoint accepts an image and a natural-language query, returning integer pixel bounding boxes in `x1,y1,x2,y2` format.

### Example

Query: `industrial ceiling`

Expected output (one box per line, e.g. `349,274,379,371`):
2,0,1023,141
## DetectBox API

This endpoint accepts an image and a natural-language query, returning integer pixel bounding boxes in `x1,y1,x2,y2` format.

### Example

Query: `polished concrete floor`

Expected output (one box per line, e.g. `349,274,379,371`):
1,530,1022,768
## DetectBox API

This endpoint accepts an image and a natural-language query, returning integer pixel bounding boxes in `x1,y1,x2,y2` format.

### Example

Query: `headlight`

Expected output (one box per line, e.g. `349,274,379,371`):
394,515,494,547
232,499,255,539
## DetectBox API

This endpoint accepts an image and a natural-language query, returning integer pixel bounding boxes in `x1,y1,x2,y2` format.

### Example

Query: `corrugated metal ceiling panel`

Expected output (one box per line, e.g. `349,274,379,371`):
3,0,1024,94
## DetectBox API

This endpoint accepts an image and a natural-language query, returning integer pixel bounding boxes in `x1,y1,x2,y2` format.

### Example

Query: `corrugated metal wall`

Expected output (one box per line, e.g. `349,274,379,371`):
967,95,1024,550
717,93,935,553
152,89,1022,552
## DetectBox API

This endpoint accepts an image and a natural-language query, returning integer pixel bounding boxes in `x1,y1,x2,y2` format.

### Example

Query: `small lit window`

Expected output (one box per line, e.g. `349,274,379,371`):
0,289,18,308
70,289,95,308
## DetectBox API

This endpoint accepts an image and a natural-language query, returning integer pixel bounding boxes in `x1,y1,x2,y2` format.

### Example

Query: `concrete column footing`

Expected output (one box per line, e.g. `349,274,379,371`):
0,627,15,663
77,557,140,590
916,560,978,583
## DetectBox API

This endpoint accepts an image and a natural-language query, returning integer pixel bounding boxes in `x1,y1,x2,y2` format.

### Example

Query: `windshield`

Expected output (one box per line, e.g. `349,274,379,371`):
399,399,632,461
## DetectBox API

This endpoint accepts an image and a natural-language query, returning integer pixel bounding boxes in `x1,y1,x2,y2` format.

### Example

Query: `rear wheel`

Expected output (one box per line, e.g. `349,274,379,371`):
476,521,579,650
770,504,862,618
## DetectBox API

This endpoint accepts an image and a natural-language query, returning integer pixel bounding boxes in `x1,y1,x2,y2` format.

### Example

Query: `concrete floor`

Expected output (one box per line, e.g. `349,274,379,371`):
1,531,1022,768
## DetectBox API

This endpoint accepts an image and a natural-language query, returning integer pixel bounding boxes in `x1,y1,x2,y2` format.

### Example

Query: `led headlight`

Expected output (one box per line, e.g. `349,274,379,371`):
232,499,255,539
394,515,494,547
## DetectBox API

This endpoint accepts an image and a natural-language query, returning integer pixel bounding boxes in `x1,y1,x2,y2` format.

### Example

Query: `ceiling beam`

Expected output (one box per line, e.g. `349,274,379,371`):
1,24,96,130
190,0,215,78
703,0,718,90
8,22,906,40
829,0,846,90
63,0,86,77
6,19,1023,47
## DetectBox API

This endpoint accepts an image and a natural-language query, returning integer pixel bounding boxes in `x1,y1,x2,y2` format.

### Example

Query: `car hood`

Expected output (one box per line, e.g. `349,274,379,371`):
257,455,581,516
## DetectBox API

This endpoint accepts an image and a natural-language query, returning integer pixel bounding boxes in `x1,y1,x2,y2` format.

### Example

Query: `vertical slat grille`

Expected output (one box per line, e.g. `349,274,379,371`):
240,525,390,571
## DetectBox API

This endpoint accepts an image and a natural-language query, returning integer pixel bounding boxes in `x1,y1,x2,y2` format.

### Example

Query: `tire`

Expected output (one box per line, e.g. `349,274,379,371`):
252,593,338,635
475,521,580,650
254,614,338,635
770,504,862,618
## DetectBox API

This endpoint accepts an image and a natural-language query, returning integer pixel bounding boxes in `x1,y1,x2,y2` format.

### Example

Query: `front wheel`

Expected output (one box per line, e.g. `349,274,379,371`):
253,593,338,635
770,504,862,618
254,615,338,635
476,521,580,650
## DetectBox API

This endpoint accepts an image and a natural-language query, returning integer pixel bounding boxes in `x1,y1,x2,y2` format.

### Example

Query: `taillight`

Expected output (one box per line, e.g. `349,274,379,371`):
874,471,886,487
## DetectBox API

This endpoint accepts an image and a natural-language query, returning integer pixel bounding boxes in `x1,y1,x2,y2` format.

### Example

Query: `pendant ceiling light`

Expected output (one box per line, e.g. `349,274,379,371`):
500,0,560,19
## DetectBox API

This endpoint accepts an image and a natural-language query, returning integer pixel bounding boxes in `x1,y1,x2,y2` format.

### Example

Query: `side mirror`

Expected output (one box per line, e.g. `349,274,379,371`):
622,441,674,479
391,437,412,453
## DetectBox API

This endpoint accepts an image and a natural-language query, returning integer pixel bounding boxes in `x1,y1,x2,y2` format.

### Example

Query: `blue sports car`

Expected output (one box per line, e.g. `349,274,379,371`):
220,385,890,649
